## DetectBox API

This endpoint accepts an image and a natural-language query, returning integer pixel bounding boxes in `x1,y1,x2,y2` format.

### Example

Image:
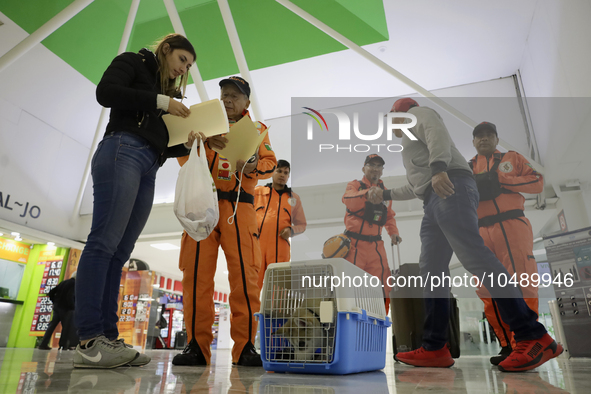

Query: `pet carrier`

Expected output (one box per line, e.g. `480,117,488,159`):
256,258,391,374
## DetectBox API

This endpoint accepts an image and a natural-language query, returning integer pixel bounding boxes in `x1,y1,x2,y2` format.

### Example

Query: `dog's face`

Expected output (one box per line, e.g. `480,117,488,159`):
273,308,325,361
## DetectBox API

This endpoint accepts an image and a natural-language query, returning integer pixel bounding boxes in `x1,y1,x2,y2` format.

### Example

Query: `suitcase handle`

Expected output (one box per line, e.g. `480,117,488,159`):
390,243,401,275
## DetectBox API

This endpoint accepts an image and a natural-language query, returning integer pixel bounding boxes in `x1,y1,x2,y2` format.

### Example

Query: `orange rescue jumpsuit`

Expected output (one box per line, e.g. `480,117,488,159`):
470,150,543,348
178,112,277,364
254,184,307,289
342,176,400,313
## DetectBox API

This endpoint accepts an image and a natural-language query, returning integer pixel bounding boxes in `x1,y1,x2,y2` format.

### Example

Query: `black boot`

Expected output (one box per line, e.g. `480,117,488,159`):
233,342,262,367
172,339,207,366
490,345,512,365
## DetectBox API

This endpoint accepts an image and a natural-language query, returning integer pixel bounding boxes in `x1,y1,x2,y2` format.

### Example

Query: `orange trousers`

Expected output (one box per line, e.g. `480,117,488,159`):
477,217,539,348
345,239,391,314
179,200,261,364
257,233,290,290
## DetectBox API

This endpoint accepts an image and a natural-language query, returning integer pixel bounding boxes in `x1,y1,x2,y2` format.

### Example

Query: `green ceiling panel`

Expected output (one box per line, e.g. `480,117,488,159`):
128,1,239,82
1,0,388,85
336,0,389,38
228,0,388,71
41,0,136,84
0,0,76,33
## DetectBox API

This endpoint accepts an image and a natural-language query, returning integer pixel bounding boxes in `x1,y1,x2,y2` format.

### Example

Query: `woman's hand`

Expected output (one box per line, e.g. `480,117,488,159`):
184,131,206,149
168,98,191,118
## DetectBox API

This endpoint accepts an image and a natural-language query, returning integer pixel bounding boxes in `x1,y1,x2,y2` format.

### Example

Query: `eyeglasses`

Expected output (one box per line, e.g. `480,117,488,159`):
365,163,384,169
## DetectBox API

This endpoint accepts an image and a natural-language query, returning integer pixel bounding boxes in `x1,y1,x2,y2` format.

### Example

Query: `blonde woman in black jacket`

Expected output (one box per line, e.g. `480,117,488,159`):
74,34,196,369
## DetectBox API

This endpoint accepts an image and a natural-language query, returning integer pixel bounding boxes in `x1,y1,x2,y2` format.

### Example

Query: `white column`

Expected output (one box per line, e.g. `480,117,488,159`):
70,0,141,223
163,0,209,102
217,0,264,122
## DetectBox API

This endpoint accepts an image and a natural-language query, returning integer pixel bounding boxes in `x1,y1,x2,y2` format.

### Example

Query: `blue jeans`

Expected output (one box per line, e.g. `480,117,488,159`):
419,176,546,350
75,132,160,341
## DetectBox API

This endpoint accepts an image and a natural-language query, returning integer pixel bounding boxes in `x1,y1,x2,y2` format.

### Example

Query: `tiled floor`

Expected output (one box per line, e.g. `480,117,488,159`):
0,348,588,393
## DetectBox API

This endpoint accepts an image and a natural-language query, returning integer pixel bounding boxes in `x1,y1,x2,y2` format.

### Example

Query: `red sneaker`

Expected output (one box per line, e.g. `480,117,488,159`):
395,346,454,368
498,333,563,372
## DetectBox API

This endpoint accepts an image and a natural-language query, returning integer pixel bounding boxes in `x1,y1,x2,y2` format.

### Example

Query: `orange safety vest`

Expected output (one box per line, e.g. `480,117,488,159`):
469,150,543,219
342,176,399,239
255,184,307,239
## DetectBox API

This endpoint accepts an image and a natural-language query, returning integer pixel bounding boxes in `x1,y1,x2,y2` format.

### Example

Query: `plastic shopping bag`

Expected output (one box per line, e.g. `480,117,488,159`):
174,140,219,242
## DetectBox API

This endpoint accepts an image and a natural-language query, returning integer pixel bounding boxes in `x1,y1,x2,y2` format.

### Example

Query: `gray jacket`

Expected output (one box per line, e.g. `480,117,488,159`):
390,106,472,200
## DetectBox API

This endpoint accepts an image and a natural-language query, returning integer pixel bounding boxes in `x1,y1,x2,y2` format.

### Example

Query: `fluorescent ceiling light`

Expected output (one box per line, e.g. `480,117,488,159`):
47,242,55,246
150,243,180,251
14,236,22,241
11,232,19,236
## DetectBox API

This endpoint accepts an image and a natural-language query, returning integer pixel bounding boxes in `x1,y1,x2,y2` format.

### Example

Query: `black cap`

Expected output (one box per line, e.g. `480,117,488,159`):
364,154,385,166
473,121,498,137
219,76,251,98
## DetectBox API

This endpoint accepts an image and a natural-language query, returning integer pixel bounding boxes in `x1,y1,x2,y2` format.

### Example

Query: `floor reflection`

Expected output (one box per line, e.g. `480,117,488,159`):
0,348,589,394
257,370,388,394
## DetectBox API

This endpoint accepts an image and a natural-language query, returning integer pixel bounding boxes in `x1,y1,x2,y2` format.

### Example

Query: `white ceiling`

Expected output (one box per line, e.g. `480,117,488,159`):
1,0,590,286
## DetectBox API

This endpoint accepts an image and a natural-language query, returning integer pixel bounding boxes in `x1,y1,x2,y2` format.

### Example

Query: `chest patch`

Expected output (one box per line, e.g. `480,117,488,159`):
498,162,513,173
217,156,232,181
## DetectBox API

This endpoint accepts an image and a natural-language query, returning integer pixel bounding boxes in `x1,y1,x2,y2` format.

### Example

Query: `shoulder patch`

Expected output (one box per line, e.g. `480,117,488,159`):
525,163,540,174
264,143,273,151
254,121,267,135
499,162,514,173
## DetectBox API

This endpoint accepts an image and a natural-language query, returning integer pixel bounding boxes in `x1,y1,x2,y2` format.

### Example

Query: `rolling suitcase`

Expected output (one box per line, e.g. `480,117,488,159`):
389,245,461,358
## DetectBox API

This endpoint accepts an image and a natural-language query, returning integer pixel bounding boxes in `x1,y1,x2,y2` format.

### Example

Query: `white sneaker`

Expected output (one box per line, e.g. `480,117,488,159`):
111,338,151,366
73,336,139,369
68,369,136,393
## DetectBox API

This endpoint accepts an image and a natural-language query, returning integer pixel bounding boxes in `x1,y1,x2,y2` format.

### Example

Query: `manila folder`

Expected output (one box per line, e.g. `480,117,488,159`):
212,116,269,172
164,99,229,147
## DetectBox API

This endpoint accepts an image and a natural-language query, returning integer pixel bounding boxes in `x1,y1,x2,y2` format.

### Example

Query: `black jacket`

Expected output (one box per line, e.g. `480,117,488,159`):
96,48,189,164
48,278,76,311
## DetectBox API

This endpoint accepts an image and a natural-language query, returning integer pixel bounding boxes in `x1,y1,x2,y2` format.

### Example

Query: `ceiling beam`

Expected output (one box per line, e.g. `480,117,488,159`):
0,0,94,74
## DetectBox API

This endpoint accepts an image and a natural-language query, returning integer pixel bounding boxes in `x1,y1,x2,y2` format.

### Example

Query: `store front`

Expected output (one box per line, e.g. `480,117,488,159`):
1,236,72,349
0,237,29,347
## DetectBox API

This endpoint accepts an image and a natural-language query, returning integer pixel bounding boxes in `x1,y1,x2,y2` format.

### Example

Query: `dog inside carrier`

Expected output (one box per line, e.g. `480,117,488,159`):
260,263,337,363
257,259,391,374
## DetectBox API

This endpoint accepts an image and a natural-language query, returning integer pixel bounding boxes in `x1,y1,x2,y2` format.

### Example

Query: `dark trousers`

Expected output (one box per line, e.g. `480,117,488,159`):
75,132,159,340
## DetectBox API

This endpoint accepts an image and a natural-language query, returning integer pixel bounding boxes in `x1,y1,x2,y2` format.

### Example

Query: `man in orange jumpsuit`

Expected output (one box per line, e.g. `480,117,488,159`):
255,159,307,289
342,154,402,313
173,76,277,367
470,122,543,365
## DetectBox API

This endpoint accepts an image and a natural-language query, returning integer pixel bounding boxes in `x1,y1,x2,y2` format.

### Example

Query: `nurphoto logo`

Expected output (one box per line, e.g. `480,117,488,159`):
302,107,418,153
